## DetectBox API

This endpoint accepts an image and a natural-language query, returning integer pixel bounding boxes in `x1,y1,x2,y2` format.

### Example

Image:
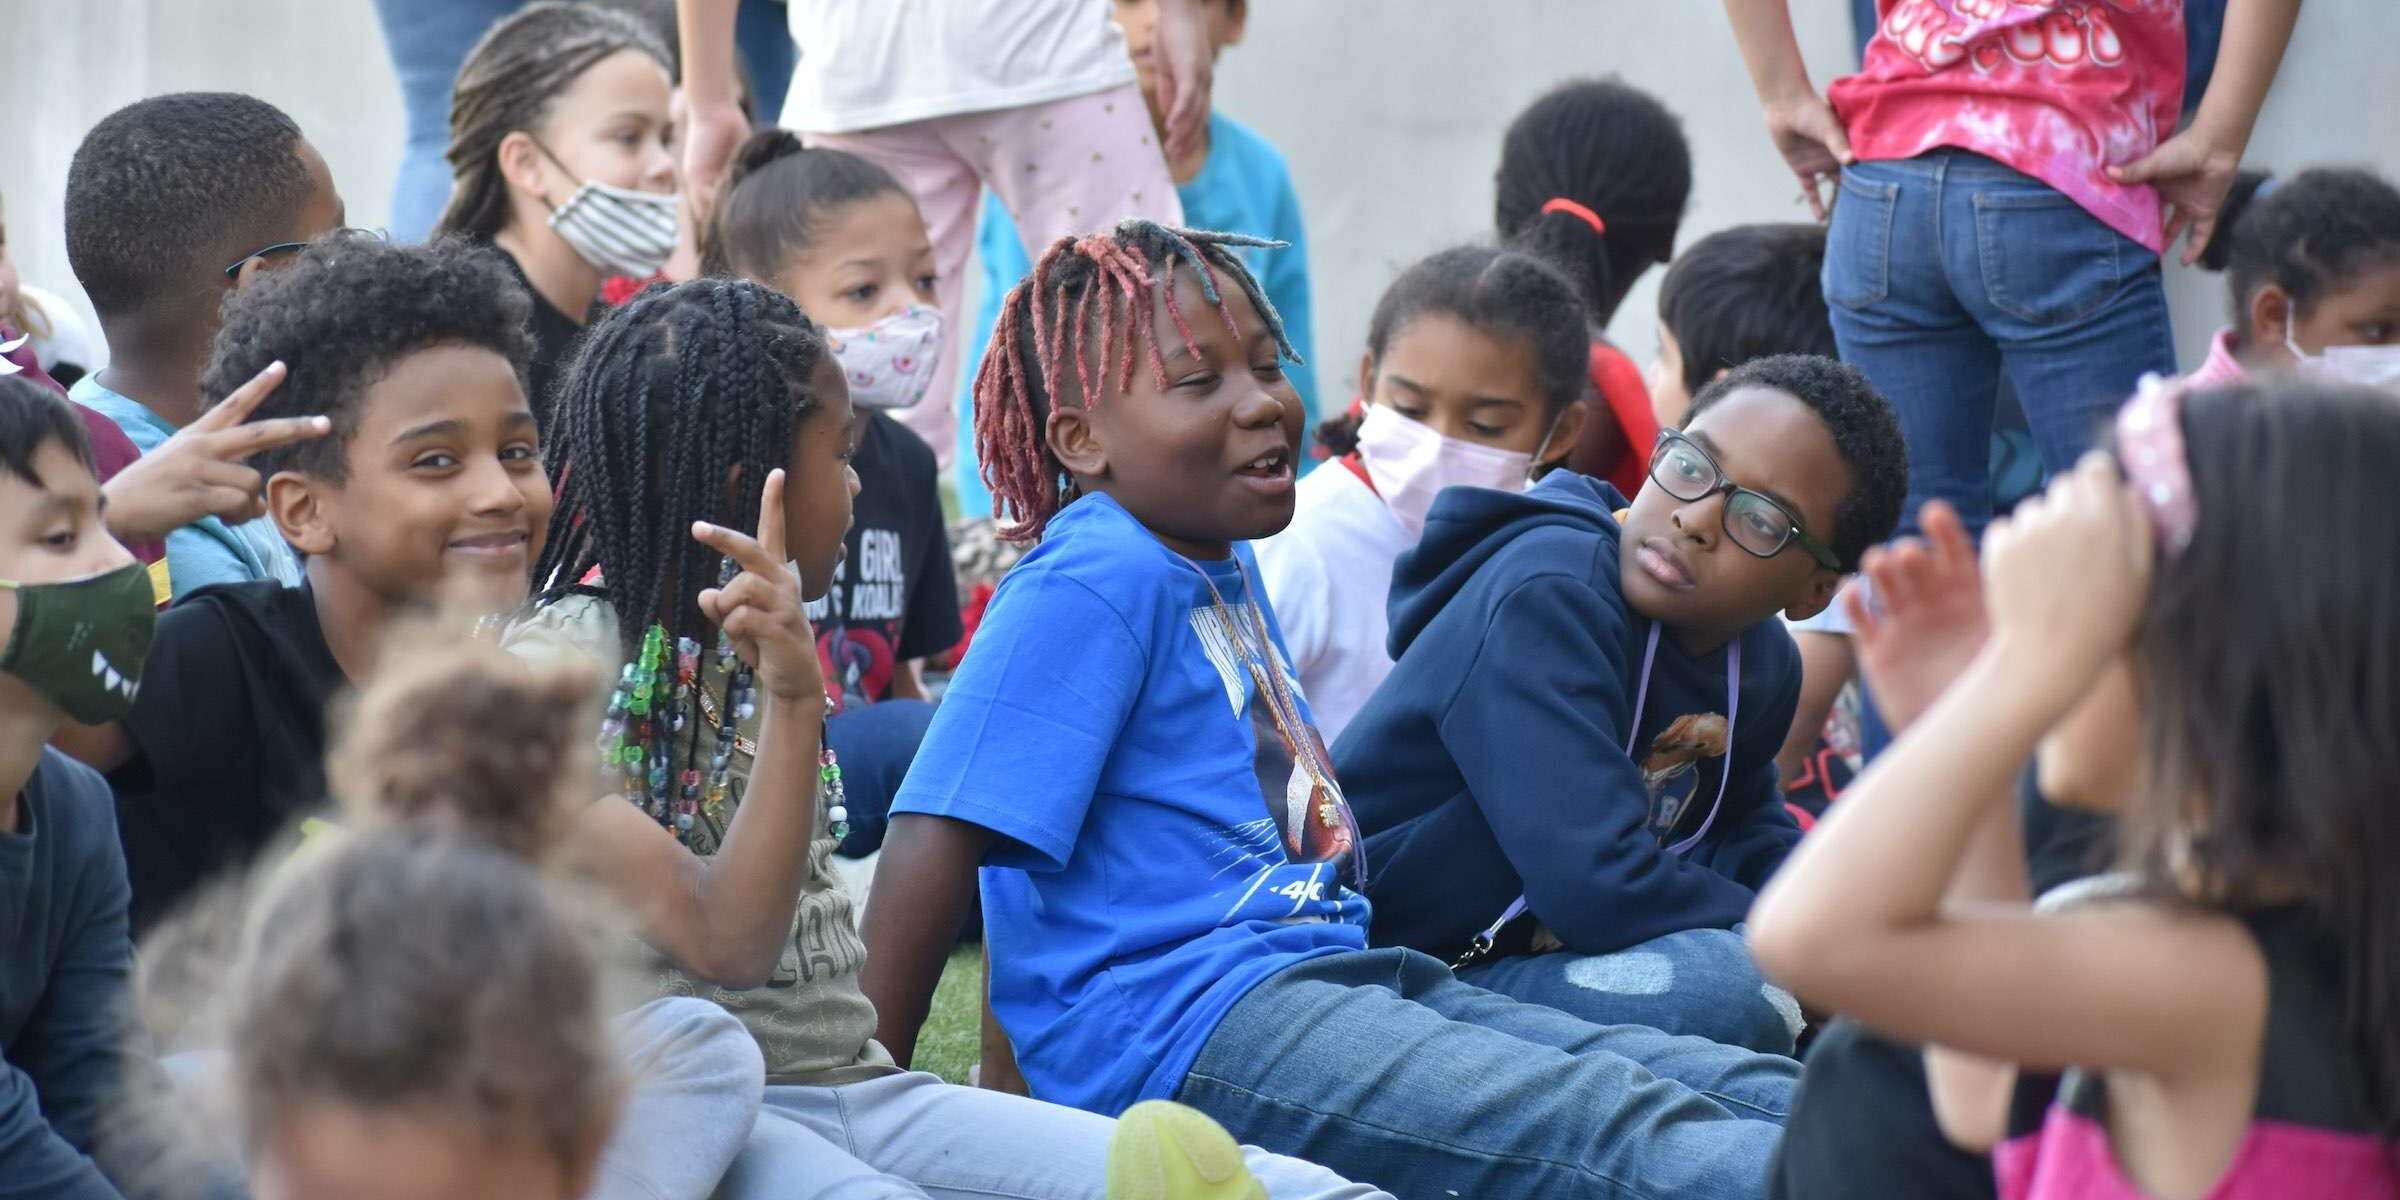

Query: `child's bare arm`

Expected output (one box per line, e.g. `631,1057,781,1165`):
860,812,996,1069
674,0,748,217
1721,0,1855,219
1772,630,1853,787
2110,0,2302,262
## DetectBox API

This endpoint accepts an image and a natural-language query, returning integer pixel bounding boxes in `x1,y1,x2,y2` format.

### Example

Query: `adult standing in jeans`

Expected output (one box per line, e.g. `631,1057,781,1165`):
375,0,796,244
1724,0,2300,542
675,0,1202,472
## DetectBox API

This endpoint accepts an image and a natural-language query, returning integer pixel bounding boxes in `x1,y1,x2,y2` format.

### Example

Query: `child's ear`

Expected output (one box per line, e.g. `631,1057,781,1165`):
1782,568,1842,624
1540,402,1588,470
496,131,551,202
266,470,337,558
1355,352,1376,407
1223,0,1250,46
231,254,275,293
1046,407,1108,481
2247,284,2294,352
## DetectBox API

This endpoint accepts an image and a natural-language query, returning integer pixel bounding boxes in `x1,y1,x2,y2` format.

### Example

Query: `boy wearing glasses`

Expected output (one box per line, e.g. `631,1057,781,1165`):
64,92,345,598
1335,354,1907,1056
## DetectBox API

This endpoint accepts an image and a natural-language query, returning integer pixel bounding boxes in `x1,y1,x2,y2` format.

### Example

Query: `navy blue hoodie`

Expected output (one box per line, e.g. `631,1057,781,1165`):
1333,472,1804,964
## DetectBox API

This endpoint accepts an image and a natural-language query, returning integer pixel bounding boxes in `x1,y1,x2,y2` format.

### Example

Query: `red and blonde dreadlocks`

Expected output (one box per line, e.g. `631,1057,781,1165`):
973,219,1299,541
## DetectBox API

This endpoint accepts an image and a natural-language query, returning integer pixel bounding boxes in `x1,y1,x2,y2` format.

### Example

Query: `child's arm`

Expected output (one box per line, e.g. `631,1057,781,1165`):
2109,0,2303,264
1748,459,2264,1081
1772,630,1852,788
566,472,830,988
1721,0,1855,220
1149,0,1219,164
858,813,995,1069
674,0,749,218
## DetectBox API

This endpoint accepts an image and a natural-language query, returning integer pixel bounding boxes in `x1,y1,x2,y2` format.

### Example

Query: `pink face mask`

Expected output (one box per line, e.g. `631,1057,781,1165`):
1354,403,1556,537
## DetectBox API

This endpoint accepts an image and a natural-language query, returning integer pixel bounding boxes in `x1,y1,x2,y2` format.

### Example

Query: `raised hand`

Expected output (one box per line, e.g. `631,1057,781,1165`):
102,361,331,542
1980,453,2153,703
1847,500,1989,733
692,469,826,705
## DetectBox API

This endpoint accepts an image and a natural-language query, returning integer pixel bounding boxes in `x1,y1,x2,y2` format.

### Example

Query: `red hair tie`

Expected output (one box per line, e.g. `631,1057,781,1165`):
1541,197,1606,236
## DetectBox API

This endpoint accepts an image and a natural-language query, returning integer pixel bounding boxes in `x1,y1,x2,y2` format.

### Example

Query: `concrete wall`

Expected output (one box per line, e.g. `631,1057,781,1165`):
5,1,2396,377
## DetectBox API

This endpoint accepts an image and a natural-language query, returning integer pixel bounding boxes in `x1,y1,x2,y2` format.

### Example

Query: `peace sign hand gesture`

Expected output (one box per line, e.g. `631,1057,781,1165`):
102,361,332,542
692,469,827,706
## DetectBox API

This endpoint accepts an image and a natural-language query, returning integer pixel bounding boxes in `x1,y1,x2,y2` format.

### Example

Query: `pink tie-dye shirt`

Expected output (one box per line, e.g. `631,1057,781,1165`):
1829,0,2187,252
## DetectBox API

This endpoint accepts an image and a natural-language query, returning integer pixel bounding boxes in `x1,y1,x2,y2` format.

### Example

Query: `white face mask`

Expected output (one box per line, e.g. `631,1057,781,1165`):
546,177,680,278
2286,327,2400,392
1354,403,1554,537
826,305,945,410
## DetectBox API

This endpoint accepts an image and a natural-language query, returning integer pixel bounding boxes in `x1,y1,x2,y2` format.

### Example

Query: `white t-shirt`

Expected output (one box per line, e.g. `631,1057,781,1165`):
783,0,1139,134
1255,464,1414,747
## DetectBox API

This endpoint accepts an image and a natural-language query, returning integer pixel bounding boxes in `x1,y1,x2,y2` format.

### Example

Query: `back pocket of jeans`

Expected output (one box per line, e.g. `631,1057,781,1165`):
1972,189,2127,326
1824,170,1897,311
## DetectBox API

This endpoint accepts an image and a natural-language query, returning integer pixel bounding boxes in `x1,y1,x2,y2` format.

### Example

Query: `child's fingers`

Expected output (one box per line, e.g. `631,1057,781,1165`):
191,361,287,429
1919,501,1974,578
1842,580,1881,643
1877,539,1930,615
690,518,783,583
753,469,787,566
211,414,332,457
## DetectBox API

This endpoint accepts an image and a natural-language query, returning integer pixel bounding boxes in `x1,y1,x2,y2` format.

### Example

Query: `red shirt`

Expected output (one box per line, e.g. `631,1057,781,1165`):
1568,340,1658,500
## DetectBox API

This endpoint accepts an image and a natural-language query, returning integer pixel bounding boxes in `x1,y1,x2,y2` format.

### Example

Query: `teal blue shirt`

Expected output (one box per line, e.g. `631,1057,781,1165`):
70,377,301,598
957,110,1317,517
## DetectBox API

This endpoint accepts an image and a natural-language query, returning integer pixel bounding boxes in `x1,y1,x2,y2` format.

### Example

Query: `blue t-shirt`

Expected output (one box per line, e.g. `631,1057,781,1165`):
892,493,1368,1115
954,110,1317,516
69,377,301,598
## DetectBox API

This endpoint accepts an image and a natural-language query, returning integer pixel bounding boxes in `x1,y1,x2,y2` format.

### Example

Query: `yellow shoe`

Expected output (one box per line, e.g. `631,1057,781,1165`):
1106,1101,1268,1200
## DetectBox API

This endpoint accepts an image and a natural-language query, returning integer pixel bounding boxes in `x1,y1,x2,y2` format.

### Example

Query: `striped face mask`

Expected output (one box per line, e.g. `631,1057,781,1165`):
542,164,679,278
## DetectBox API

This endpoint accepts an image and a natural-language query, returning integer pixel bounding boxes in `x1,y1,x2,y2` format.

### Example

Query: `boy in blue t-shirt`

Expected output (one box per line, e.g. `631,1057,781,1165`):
865,220,1794,1199
950,0,1316,514
62,93,347,598
1335,355,1908,1057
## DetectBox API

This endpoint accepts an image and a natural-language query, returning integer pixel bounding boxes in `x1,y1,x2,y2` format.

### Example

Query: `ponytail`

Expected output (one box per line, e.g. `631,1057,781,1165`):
1494,77,1690,324
700,128,908,279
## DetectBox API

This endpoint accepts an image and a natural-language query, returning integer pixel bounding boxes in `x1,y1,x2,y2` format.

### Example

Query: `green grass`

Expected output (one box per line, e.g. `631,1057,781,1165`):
915,944,987,1084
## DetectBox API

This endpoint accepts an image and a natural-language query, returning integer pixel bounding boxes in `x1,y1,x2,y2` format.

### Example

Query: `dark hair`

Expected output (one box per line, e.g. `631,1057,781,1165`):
64,93,314,319
1494,77,1690,325
1685,354,1905,571
198,235,534,483
2122,378,2400,1153
1316,245,1591,457
533,277,831,659
437,2,671,240
976,219,1296,542
701,130,910,279
1658,223,1834,396
0,375,95,489
230,832,615,1167
2215,168,2400,334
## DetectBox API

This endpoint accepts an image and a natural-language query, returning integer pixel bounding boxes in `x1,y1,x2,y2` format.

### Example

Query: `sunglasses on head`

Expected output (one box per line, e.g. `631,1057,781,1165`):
222,227,391,279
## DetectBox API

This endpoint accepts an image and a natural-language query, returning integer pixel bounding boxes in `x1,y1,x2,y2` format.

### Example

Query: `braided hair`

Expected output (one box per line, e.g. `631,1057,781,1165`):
975,218,1297,542
532,277,829,660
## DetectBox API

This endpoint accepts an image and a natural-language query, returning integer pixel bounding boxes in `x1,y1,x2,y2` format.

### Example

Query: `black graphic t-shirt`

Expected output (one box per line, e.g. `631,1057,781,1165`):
813,414,961,711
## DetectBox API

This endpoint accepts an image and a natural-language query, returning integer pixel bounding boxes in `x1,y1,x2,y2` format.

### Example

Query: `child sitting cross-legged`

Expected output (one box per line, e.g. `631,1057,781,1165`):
1334,355,1907,1057
865,220,1797,1199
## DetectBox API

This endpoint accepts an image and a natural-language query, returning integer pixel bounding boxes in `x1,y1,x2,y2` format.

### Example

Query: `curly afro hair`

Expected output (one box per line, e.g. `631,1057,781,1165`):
1685,354,1907,571
199,235,534,483
65,93,317,318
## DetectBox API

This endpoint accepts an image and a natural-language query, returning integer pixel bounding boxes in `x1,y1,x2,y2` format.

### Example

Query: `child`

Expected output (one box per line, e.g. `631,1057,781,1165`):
54,236,550,937
957,0,1316,514
510,275,1375,1200
1726,0,2301,539
0,375,164,1200
1257,245,1587,745
701,129,962,860
1334,355,1908,1056
1750,379,2400,1198
1494,77,1690,498
868,219,1797,1198
438,2,680,424
62,91,346,596
2186,166,2400,389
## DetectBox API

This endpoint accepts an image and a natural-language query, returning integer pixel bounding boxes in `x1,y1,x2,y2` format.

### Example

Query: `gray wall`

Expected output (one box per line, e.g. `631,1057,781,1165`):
5,1,2396,377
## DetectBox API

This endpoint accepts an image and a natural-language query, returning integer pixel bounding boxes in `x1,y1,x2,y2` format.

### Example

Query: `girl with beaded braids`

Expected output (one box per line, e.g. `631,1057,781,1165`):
510,269,1376,1200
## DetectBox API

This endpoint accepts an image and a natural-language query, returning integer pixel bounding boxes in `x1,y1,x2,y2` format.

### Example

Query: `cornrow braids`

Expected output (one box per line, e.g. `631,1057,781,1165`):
974,219,1297,542
533,277,829,661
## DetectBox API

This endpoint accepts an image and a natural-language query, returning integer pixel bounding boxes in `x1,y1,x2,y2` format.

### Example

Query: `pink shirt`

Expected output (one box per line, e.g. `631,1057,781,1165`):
1829,0,2187,252
2180,326,2250,389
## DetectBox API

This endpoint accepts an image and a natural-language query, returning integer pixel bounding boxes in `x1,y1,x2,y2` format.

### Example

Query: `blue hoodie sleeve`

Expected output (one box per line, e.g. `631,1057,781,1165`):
1438,573,1759,954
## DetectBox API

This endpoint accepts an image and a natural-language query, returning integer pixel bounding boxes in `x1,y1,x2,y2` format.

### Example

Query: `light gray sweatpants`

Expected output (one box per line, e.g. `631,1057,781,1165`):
590,998,765,1200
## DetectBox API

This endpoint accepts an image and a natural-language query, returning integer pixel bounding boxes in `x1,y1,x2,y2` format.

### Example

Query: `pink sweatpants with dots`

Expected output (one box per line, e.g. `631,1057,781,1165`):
808,82,1183,472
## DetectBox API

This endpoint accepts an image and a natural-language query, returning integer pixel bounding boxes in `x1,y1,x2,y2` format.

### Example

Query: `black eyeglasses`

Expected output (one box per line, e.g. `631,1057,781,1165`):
222,227,391,278
1647,430,1840,570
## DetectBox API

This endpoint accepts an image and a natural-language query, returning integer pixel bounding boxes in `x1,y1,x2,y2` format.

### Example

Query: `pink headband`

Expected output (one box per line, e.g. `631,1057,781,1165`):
2115,374,2197,554
1541,197,1607,237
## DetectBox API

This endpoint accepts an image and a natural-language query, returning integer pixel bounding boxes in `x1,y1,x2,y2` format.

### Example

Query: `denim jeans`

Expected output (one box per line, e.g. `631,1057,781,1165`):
1824,150,2177,542
1176,948,1794,1199
826,699,936,859
1459,928,1803,1057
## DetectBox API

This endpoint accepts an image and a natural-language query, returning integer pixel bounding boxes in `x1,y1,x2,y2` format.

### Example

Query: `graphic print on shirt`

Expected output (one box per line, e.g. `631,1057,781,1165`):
1642,711,1730,843
1880,0,2131,74
811,525,909,712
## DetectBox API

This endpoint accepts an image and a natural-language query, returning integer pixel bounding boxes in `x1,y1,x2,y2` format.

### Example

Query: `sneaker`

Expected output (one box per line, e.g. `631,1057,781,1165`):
1105,1101,1267,1200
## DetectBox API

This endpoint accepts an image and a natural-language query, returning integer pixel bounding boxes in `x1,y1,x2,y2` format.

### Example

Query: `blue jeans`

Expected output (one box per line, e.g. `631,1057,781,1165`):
825,698,936,859
1825,151,2177,542
1177,948,1793,1199
1459,928,1802,1057
374,0,799,243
